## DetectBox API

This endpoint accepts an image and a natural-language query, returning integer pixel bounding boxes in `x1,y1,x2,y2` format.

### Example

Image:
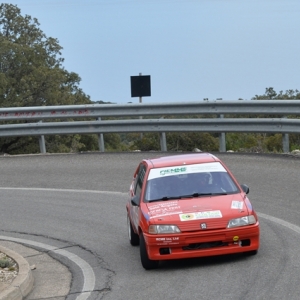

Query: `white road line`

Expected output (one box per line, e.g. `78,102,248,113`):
0,236,95,300
0,186,127,195
257,212,300,234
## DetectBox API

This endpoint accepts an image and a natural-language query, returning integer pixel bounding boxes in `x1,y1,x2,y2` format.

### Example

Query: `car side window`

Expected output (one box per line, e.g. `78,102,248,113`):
134,164,146,200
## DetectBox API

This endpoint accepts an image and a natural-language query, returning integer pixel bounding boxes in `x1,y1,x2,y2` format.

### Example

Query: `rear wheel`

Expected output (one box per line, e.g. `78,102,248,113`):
127,215,139,246
139,233,159,270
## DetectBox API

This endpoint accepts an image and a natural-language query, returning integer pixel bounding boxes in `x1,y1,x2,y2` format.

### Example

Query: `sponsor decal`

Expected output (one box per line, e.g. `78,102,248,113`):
160,167,187,176
156,237,179,243
179,210,222,221
231,201,243,210
148,201,182,218
180,213,195,221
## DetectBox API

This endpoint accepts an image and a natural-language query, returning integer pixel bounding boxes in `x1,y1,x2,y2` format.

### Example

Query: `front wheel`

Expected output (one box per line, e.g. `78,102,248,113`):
127,215,139,246
139,233,159,270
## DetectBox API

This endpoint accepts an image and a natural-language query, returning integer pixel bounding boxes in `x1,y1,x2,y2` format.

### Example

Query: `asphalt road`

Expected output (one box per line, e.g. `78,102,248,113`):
1,152,300,300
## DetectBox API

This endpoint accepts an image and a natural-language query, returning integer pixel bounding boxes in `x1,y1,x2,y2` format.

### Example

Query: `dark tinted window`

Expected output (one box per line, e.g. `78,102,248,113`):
134,164,146,198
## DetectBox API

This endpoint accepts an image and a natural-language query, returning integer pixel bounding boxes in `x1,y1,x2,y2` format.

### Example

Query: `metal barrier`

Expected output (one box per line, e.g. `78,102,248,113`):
0,100,299,153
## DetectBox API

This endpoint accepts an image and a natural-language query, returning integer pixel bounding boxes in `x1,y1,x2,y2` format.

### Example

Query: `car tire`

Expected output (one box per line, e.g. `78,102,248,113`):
139,233,159,270
127,216,139,246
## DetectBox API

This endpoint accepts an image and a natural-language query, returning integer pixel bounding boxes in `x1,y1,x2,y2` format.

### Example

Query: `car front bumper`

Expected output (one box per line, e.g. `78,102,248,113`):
143,222,260,260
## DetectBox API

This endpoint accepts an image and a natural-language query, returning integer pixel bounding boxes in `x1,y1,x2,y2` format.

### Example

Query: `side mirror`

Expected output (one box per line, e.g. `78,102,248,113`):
240,184,249,194
131,195,140,206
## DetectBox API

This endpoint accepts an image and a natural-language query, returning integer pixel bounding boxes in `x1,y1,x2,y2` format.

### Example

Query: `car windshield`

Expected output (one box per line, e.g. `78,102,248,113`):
144,162,239,202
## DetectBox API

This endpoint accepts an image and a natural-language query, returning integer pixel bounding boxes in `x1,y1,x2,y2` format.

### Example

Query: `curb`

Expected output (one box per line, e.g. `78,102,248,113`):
0,246,34,300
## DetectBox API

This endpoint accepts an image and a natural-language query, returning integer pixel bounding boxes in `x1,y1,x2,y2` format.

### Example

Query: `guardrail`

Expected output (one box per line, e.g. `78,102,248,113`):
0,100,299,153
1,100,300,120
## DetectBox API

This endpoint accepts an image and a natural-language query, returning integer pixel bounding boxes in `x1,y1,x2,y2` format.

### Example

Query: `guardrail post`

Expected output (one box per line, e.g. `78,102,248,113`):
38,121,46,153
97,117,105,152
282,133,289,153
282,117,289,153
159,116,167,151
218,114,226,152
160,132,167,152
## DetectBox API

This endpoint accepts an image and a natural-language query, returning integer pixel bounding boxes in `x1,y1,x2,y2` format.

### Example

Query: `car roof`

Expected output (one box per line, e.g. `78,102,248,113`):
145,153,220,169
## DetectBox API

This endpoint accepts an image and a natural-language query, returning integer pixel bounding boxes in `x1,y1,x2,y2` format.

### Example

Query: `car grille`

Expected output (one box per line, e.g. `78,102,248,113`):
182,241,228,250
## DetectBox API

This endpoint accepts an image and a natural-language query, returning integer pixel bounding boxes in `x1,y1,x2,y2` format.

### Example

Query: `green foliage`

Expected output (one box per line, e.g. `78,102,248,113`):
78,132,129,152
264,134,282,152
128,132,219,152
0,258,13,268
77,135,99,151
129,133,160,151
166,132,218,152
226,133,264,152
289,134,300,151
45,135,85,153
0,136,40,154
103,133,129,151
253,87,300,100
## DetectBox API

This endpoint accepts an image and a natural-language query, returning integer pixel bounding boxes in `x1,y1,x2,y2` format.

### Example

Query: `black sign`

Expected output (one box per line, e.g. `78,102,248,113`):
130,75,151,97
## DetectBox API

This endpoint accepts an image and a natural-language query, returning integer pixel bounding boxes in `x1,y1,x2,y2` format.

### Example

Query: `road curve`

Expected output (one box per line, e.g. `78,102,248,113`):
0,152,300,300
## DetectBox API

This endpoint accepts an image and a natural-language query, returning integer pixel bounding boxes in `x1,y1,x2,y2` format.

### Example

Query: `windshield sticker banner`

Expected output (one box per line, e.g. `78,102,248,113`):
189,163,226,173
148,162,226,180
179,210,222,221
231,201,243,210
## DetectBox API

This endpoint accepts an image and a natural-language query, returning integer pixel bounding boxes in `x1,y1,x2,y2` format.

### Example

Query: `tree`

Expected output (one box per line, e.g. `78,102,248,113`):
0,4,93,153
0,3,91,107
253,87,300,100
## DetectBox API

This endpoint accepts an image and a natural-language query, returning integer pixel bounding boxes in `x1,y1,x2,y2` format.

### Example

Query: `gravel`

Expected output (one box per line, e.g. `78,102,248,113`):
0,252,18,284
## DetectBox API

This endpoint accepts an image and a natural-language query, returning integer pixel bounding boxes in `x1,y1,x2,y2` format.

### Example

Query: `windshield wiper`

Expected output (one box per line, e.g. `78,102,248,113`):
180,192,228,198
148,196,182,203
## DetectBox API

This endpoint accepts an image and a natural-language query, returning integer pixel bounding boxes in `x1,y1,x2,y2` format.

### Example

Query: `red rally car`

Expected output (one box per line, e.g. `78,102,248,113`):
126,153,260,270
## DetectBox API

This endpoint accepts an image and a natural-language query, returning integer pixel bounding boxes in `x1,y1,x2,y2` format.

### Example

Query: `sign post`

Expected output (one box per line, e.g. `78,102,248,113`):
130,73,151,139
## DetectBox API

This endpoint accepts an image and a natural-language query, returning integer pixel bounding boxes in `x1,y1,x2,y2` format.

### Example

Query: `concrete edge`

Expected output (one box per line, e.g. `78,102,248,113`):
0,245,34,300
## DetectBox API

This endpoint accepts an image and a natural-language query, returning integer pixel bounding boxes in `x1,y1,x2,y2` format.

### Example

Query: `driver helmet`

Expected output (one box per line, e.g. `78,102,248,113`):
197,172,210,186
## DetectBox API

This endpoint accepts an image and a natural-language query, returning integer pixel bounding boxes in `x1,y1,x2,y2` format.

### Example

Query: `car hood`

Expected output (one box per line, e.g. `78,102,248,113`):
145,194,249,228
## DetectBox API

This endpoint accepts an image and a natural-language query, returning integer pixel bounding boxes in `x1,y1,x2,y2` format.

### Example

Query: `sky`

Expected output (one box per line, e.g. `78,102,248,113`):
3,0,300,104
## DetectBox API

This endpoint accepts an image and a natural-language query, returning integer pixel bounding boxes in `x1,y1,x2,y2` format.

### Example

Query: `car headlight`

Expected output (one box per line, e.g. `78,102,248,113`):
149,225,181,234
227,215,257,228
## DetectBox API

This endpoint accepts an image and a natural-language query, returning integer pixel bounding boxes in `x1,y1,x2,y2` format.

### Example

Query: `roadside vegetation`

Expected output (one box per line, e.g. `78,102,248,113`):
1,4,300,155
